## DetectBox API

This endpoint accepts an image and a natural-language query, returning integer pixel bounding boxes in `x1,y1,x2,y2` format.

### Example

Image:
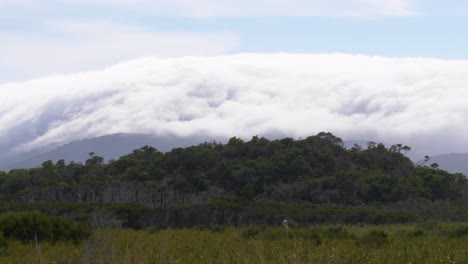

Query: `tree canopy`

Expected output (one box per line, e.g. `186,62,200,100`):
0,132,465,206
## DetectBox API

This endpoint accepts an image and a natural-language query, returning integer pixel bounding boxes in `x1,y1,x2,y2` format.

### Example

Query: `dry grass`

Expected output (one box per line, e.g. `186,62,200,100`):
0,224,467,263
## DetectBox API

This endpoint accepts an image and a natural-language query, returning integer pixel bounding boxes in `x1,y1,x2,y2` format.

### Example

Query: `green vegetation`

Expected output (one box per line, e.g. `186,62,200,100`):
0,212,91,243
0,201,418,229
0,131,466,262
0,132,466,227
1,133,465,204
0,224,467,263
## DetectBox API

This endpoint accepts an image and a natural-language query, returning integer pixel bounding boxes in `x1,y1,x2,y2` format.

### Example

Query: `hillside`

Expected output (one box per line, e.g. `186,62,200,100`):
1,132,466,227
2,134,458,174
429,153,468,176
1,132,465,205
0,133,214,171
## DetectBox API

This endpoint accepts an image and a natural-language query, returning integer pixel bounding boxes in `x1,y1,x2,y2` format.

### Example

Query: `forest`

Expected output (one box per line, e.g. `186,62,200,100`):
0,132,467,263
0,132,466,228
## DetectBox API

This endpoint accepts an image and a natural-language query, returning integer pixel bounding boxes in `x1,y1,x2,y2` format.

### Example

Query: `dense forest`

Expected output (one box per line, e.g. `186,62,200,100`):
0,132,466,228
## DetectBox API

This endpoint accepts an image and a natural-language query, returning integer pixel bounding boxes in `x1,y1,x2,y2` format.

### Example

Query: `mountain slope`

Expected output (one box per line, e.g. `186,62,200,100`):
0,133,217,171
429,153,468,176
2,134,466,177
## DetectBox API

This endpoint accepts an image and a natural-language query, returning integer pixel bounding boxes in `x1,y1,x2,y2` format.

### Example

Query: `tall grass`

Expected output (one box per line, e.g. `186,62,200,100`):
0,223,467,263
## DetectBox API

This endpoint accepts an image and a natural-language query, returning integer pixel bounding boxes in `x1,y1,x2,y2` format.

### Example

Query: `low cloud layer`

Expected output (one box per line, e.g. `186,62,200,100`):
1,53,468,158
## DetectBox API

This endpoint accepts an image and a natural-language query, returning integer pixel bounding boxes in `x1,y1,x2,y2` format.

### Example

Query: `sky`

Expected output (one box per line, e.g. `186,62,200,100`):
2,0,468,82
1,0,468,160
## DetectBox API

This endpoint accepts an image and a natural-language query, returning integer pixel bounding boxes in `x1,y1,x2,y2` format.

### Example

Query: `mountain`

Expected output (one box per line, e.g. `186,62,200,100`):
343,141,467,175
343,140,424,162
0,133,220,171
2,134,466,177
2,132,466,228
343,140,370,149
428,153,468,176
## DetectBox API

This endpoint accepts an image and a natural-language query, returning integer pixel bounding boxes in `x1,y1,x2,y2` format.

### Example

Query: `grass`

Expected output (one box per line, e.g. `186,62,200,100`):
0,223,467,263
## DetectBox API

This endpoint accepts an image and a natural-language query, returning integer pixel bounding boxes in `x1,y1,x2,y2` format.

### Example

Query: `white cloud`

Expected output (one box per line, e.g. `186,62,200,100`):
1,53,468,157
0,0,418,17
0,20,238,82
173,0,418,17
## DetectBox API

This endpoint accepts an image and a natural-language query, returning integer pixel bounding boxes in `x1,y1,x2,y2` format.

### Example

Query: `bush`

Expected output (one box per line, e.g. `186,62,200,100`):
208,225,225,233
262,229,285,240
290,229,321,245
0,212,91,243
415,221,441,231
0,232,7,254
145,226,161,234
358,230,388,247
410,230,425,237
449,226,468,238
322,226,351,239
241,226,262,239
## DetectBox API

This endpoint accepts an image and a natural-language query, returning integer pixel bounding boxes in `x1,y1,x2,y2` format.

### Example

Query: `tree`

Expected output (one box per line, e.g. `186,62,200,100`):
241,183,256,200
86,152,104,166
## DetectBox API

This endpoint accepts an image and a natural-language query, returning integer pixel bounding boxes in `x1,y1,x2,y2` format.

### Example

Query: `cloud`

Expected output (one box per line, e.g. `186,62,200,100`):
0,0,418,17
0,20,238,82
179,0,417,17
1,53,468,158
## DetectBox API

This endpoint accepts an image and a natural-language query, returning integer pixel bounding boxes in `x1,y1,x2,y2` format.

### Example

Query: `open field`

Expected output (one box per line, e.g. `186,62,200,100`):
0,223,467,264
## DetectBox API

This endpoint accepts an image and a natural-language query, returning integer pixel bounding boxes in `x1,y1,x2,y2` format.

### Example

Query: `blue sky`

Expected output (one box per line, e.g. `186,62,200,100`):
1,0,468,83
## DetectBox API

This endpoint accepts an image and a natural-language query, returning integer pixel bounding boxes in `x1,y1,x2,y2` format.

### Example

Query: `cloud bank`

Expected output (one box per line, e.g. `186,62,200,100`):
1,53,468,158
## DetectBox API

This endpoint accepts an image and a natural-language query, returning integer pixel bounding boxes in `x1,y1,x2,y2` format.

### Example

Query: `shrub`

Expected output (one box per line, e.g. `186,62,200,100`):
410,230,425,237
262,229,285,240
241,226,262,239
415,221,441,231
0,232,7,254
449,226,468,238
358,230,388,247
208,225,225,233
145,226,161,234
291,229,321,245
322,226,351,239
0,212,91,243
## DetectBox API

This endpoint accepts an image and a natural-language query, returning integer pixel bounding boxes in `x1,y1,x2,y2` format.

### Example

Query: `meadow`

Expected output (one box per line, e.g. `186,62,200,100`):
0,223,467,264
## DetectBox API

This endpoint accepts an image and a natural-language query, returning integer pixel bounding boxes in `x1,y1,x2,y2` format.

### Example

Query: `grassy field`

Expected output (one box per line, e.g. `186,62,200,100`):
0,223,467,264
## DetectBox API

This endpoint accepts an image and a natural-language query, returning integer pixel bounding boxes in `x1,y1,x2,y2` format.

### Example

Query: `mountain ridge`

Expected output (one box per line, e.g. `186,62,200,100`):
429,153,468,176
1,133,466,177
0,133,219,171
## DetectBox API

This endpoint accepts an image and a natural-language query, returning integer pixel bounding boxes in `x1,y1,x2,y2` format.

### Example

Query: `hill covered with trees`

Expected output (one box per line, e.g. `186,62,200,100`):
0,132,466,228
